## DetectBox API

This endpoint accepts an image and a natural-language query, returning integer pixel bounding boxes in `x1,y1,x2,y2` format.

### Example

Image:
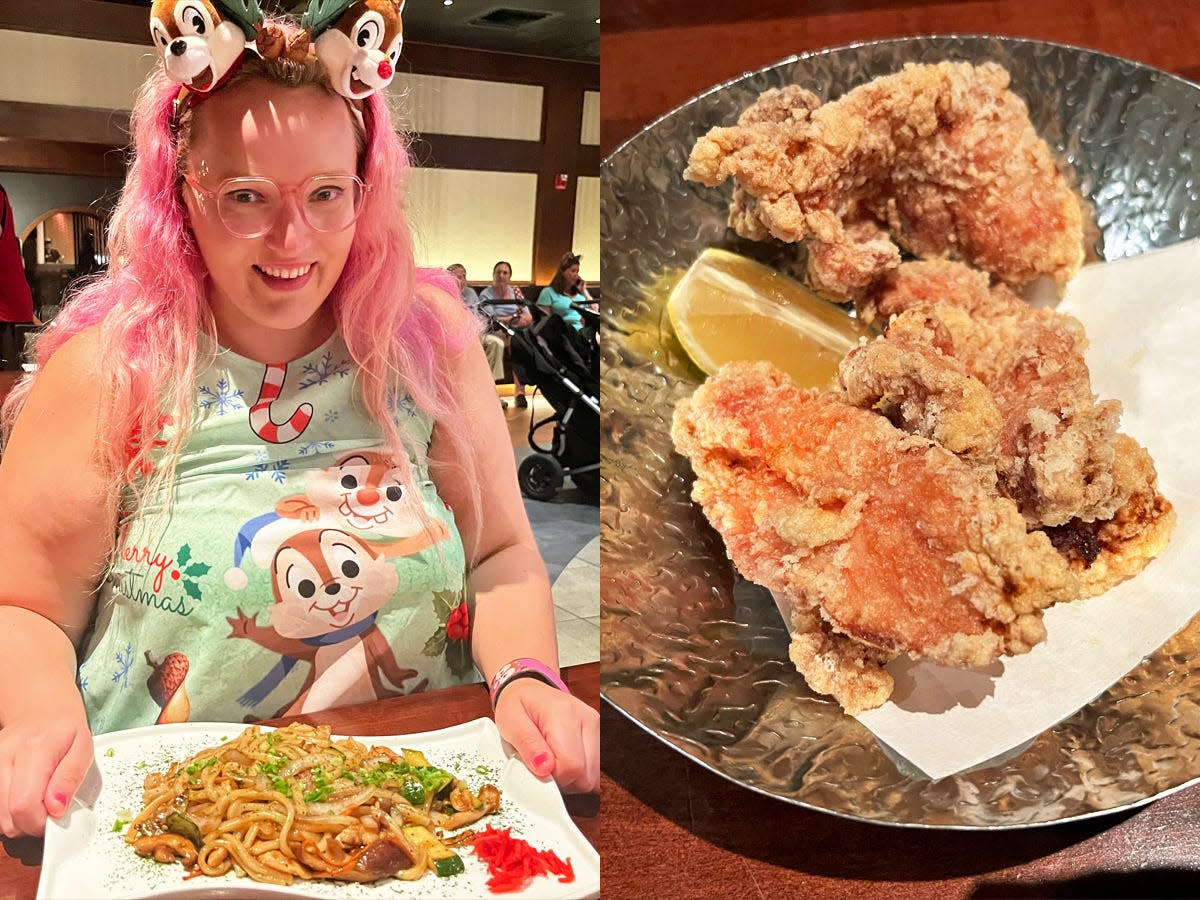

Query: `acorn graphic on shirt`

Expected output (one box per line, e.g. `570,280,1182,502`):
146,651,190,724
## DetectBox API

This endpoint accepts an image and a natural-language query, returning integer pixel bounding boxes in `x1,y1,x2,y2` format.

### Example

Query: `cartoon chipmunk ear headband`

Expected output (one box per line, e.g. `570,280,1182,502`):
150,0,405,114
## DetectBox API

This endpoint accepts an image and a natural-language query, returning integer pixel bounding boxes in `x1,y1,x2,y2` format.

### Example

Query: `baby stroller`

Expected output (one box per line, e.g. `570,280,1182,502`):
486,301,600,501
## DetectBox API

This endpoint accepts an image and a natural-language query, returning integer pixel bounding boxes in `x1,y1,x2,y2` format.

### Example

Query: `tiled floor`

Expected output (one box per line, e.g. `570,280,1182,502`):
501,387,600,668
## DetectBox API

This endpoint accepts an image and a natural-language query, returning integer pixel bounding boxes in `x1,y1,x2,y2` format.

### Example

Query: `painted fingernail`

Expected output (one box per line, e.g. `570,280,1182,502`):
532,752,551,769
53,791,68,809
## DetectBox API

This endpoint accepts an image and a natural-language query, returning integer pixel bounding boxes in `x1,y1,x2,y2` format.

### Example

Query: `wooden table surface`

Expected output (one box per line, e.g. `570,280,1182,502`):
0,662,598,900
601,2,1200,898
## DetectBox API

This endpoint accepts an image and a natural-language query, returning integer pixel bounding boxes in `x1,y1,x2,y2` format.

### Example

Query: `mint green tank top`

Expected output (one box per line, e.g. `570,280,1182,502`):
79,333,473,733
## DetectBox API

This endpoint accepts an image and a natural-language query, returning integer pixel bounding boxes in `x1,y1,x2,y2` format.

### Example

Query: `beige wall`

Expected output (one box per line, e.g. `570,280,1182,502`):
582,91,600,146
572,177,600,282
390,74,543,141
406,168,538,280
0,30,152,109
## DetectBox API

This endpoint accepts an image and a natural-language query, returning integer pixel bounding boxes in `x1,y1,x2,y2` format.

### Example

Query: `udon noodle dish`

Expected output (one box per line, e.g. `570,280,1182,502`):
123,722,501,886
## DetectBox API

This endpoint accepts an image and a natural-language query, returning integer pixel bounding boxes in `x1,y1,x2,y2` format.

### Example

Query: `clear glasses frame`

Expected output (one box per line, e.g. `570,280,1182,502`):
182,173,371,239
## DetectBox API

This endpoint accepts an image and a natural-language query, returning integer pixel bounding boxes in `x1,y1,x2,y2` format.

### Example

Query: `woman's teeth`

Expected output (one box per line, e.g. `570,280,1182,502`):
257,264,312,279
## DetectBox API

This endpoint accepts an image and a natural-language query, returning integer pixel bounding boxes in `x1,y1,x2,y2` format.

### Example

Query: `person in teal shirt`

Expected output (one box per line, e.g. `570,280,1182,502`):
536,252,592,331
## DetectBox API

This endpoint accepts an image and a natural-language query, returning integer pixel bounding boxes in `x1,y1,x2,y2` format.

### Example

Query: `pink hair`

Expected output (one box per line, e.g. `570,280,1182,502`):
1,50,482,553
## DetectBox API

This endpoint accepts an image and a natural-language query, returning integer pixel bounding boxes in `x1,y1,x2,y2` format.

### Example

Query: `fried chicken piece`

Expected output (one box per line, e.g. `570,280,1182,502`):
837,310,1002,467
685,62,1084,297
860,259,1126,527
671,361,1077,712
788,607,896,716
1043,435,1176,597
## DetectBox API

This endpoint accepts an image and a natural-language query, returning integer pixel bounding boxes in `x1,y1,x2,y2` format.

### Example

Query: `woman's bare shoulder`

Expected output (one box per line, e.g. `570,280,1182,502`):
10,324,108,437
37,324,106,388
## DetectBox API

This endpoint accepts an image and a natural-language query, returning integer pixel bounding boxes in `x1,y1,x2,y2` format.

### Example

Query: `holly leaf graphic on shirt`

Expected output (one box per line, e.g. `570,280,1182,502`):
181,579,203,602
177,544,192,567
185,562,211,577
423,628,447,658
431,589,460,623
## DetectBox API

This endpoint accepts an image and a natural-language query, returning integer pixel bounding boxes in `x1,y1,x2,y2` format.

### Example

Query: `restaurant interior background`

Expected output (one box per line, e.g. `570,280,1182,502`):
0,0,600,323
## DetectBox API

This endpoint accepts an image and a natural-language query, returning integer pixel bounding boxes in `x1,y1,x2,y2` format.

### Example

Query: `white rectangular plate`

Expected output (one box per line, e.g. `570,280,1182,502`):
37,718,599,900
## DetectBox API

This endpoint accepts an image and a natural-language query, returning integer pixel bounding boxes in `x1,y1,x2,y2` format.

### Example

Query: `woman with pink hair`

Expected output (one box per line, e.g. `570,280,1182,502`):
0,12,596,837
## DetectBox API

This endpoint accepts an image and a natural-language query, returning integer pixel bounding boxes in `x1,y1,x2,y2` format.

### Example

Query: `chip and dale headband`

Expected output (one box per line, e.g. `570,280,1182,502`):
150,0,405,109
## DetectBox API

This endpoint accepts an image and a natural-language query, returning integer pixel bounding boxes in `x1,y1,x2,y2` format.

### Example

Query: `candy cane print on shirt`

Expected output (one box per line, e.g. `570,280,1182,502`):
249,362,312,443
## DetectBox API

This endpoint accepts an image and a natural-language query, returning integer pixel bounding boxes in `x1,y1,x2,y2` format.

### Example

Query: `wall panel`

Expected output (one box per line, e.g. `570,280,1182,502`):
406,167,537,282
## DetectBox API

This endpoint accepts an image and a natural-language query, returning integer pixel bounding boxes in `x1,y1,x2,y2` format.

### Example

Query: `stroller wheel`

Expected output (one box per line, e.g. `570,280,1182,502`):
519,453,565,502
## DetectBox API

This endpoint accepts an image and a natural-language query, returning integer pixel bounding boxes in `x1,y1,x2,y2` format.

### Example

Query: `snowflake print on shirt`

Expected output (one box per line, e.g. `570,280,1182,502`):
389,392,418,418
246,450,291,483
198,378,246,414
112,642,135,688
298,439,336,456
298,351,352,388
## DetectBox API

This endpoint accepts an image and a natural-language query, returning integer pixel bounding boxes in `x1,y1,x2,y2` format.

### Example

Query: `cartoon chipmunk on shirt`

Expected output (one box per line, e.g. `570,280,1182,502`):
228,527,427,718
275,449,450,551
221,449,449,717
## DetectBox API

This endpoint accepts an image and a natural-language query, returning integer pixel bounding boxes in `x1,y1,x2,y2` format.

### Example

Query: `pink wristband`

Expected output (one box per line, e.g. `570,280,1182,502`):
489,658,569,707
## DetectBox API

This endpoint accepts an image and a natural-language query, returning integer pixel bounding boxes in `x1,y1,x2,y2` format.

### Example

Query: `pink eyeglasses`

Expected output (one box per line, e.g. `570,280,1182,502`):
183,173,370,238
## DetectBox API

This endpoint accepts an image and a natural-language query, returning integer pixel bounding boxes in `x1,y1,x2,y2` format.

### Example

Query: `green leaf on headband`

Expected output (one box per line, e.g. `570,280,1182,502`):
300,0,357,37
213,0,265,40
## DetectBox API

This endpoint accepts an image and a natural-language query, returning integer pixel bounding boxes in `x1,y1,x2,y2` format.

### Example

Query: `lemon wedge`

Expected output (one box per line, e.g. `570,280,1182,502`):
666,248,875,388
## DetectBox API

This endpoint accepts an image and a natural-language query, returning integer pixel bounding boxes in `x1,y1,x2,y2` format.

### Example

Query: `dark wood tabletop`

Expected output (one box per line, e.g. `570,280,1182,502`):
0,662,598,900
601,2,1200,897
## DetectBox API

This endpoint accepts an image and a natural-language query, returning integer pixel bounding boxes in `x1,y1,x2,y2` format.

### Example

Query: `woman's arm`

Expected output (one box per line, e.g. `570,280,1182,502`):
0,327,116,834
424,287,597,792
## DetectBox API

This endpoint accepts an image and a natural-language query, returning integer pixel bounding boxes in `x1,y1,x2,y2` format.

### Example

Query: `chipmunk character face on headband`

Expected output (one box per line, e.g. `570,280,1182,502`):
305,0,405,100
149,0,262,93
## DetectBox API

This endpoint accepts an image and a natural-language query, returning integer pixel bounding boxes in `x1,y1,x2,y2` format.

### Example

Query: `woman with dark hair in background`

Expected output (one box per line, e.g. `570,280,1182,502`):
536,252,591,333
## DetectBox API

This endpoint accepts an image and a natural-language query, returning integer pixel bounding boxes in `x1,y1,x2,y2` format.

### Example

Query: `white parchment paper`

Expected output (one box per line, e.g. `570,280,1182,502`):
848,239,1200,780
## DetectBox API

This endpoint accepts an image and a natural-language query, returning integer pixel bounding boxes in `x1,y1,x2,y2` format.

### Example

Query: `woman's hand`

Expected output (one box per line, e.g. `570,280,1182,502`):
494,678,599,793
0,709,93,837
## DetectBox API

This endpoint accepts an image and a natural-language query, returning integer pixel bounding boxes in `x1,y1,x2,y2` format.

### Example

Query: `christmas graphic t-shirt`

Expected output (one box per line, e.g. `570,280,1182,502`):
79,332,474,733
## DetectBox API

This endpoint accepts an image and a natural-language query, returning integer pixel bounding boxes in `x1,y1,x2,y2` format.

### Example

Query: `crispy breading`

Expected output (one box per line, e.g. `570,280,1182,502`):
1044,435,1176,597
685,62,1084,297
838,310,1002,466
860,259,1127,527
671,361,1078,711
787,606,896,716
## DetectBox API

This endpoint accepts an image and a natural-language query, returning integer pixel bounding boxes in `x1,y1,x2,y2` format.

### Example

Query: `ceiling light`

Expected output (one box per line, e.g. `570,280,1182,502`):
443,0,453,5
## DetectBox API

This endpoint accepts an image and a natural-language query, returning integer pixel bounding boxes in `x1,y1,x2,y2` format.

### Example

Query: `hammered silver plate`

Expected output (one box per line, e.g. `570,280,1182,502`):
600,35,1200,828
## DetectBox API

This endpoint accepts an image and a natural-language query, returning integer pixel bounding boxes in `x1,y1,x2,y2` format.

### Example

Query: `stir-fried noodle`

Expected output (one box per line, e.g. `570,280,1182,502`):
124,723,501,886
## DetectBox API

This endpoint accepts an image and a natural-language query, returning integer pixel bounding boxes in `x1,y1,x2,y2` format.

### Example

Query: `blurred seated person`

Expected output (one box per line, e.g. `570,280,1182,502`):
42,240,61,264
448,263,508,407
480,261,532,407
74,231,100,279
0,183,35,371
537,252,592,333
